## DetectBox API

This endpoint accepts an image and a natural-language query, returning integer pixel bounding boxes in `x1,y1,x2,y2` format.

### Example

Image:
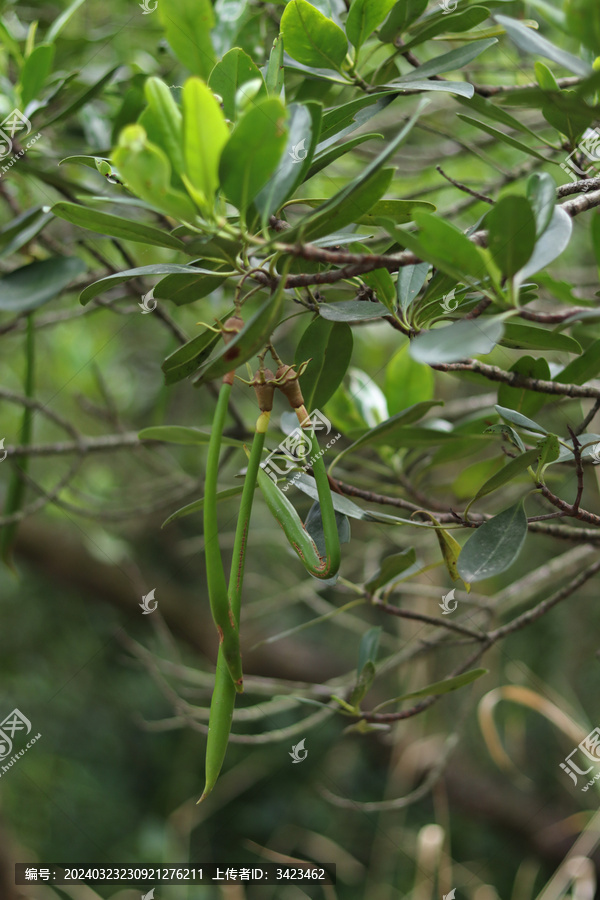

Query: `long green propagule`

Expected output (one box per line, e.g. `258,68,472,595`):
199,366,276,803
257,362,341,580
203,315,246,693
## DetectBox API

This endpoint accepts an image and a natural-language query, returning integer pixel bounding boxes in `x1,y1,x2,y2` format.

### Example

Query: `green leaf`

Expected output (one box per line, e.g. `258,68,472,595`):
383,79,475,98
162,310,237,386
265,36,285,96
280,0,348,70
208,48,267,120
394,39,498,83
138,77,185,185
497,356,551,418
486,196,537,278
469,449,538,505
527,172,556,236
360,265,397,314
500,323,581,354
385,344,434,413
153,266,229,306
0,207,52,259
494,14,592,77
193,281,287,385
349,661,376,709
0,257,86,313
296,318,353,411
378,0,428,42
112,125,197,220
412,210,491,281
307,132,384,180
402,6,491,52
457,115,550,163
20,43,54,107
139,426,244,447
40,67,119,129
356,199,436,226
158,0,216,79
536,433,560,474
495,405,547,435
458,501,528,582
357,626,382,674
256,102,322,224
219,98,288,213
365,549,417,592
554,339,600,386
346,0,396,51
410,317,505,364
51,202,186,251
279,99,427,244
46,0,87,40
318,301,390,322
397,262,429,313
162,486,244,527
181,78,229,211
331,401,442,468
516,207,573,283
391,668,488,702
565,0,600,53
79,265,215,306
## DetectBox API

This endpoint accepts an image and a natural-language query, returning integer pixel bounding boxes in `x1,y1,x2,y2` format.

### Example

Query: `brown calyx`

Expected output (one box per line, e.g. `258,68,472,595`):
251,368,276,413
275,364,305,410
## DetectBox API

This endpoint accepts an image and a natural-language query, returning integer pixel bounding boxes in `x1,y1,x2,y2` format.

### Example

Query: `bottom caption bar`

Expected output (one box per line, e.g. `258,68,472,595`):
16,864,336,885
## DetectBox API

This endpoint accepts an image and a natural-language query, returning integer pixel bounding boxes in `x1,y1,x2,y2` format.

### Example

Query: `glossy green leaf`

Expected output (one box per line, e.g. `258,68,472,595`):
554,339,600,386
256,102,322,224
495,14,591,77
385,344,434,413
20,43,54,108
527,172,556,236
457,115,550,163
495,405,547,435
412,210,490,281
410,317,505,364
500,323,581,353
139,77,185,185
486,196,537,278
280,0,348,70
470,449,538,505
394,39,497,83
357,626,382,675
402,6,491,52
346,0,396,50
52,202,186,251
112,125,197,220
159,0,216,79
365,549,417,592
378,0,428,42
0,207,52,259
265,36,285,96
356,199,435,226
332,401,442,468
318,301,390,322
219,98,288,212
79,265,214,306
182,78,229,210
457,501,528,582
397,262,429,313
208,48,267,120
296,318,353,411
516,207,573,283
0,257,85,313
307,132,384,180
